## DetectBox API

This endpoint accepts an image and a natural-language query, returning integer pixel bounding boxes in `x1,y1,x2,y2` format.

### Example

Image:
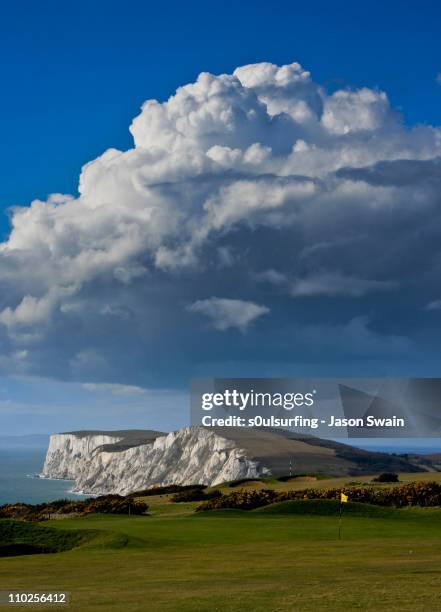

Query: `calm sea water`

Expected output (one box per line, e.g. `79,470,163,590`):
0,446,87,505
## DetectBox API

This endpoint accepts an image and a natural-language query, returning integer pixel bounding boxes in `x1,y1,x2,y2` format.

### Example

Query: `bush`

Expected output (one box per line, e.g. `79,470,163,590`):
171,489,222,502
0,504,35,520
81,495,148,515
373,473,399,483
197,489,279,511
196,481,441,512
0,495,149,521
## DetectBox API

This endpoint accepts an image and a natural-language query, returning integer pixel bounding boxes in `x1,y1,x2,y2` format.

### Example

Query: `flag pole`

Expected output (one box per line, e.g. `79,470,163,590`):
338,498,342,540
338,492,348,539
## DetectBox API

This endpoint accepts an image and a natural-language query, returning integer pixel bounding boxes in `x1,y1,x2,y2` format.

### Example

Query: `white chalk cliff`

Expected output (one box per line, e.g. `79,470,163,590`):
42,427,268,495
42,433,124,480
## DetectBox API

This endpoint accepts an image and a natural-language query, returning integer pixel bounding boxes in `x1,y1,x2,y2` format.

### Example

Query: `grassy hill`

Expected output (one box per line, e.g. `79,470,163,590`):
0,519,93,556
2,474,441,610
212,427,431,476
2,507,441,611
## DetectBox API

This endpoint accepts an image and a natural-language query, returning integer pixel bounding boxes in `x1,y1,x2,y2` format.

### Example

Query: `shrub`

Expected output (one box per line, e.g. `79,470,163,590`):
196,481,441,512
0,504,35,520
197,489,279,511
82,495,148,515
372,473,399,483
0,495,149,521
171,489,222,503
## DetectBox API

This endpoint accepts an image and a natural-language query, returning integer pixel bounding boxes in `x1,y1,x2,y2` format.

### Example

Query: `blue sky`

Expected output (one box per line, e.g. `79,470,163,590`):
0,1,441,434
1,0,440,225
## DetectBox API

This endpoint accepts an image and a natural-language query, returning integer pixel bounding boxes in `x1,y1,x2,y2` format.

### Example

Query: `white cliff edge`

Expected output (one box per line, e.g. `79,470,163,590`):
41,433,124,480
42,427,269,495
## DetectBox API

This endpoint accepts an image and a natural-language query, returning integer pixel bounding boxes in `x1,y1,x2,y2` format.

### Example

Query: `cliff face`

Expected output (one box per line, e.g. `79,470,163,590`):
42,433,124,480
42,427,268,495
42,426,430,495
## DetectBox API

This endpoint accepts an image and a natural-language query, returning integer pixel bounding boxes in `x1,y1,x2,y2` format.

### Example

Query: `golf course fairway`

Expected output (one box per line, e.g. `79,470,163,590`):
1,500,441,611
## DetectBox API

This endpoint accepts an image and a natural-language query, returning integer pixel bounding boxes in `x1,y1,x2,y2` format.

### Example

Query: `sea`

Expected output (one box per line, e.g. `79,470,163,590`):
0,441,88,505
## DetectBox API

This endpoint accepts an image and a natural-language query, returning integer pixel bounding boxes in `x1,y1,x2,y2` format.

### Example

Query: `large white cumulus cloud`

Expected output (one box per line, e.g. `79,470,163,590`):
1,61,441,384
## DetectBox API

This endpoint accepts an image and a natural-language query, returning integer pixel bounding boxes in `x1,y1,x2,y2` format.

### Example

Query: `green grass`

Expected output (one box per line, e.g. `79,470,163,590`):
1,500,441,611
0,519,90,556
0,518,131,556
252,499,400,517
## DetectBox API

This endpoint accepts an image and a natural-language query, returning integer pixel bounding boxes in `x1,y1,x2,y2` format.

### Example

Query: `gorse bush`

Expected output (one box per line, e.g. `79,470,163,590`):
0,504,41,522
197,489,279,511
196,482,441,512
0,495,149,521
171,489,222,502
81,495,148,515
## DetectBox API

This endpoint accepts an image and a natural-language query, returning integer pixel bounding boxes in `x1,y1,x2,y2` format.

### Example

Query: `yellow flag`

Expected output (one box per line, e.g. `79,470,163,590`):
341,493,348,503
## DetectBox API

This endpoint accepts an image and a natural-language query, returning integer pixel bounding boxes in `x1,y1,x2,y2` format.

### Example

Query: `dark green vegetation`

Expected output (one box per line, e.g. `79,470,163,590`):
197,481,441,511
254,499,399,517
0,495,148,521
1,475,441,610
170,488,222,502
373,472,399,482
0,519,92,557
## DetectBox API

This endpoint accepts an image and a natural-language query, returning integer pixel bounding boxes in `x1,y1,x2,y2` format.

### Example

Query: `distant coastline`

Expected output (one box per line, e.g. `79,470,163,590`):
1,433,440,505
